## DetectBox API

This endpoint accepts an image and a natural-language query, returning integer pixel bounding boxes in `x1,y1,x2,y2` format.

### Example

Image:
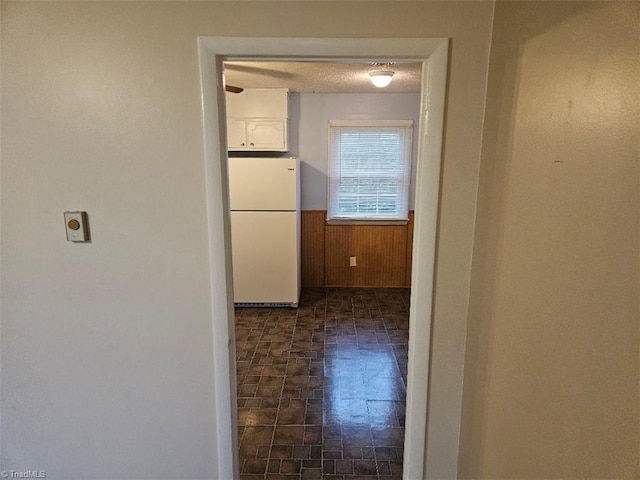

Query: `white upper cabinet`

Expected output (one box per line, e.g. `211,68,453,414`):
226,89,288,118
225,88,289,152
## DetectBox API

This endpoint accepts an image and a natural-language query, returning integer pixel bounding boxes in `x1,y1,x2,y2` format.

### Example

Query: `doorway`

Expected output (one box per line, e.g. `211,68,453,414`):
198,37,449,479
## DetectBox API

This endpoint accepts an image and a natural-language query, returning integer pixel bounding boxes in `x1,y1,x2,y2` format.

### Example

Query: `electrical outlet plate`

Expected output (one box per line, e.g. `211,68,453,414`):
64,211,89,242
349,256,357,267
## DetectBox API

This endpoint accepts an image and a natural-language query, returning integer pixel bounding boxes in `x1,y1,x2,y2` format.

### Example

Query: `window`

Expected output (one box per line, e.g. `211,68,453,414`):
327,120,413,222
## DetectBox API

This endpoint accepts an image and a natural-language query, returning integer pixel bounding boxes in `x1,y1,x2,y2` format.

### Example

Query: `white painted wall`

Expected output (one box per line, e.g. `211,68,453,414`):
461,2,639,478
1,2,494,478
1,4,219,478
290,93,421,210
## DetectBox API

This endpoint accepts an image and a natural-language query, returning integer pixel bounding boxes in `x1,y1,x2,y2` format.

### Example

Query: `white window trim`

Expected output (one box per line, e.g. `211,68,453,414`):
326,218,409,226
329,119,414,128
327,119,414,224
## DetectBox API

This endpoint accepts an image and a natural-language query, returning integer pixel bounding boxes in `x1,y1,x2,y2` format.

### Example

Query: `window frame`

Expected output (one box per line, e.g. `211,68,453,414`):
326,119,414,224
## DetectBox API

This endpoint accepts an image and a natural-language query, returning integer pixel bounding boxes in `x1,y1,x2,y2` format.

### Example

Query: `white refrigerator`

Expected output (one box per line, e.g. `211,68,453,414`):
228,157,301,307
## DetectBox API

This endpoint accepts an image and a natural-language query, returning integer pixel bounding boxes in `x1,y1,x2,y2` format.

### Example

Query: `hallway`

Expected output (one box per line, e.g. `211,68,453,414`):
236,287,409,479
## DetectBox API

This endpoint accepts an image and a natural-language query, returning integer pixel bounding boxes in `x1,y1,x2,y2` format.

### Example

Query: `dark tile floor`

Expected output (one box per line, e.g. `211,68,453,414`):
236,287,410,480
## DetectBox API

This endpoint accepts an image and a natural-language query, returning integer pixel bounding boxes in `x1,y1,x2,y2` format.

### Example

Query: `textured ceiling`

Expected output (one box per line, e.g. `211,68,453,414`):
223,61,423,94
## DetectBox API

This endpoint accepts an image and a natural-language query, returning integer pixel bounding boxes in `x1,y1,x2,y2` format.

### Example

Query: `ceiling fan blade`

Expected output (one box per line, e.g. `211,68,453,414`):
225,85,244,94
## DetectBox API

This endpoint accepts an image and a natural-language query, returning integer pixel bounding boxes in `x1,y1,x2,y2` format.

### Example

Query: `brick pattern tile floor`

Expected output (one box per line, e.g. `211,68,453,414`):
236,287,409,480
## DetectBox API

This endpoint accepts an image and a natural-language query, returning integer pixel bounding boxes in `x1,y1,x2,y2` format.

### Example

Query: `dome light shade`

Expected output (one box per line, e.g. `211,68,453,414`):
369,71,394,88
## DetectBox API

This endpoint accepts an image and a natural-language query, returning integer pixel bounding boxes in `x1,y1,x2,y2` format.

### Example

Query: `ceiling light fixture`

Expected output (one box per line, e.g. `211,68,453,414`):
369,63,395,88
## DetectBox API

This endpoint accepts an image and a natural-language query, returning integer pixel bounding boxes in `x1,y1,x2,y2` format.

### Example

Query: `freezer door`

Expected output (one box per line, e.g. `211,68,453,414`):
231,211,300,305
228,157,298,211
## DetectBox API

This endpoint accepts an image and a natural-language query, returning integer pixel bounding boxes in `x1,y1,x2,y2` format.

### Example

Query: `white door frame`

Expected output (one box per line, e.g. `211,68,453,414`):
197,37,449,480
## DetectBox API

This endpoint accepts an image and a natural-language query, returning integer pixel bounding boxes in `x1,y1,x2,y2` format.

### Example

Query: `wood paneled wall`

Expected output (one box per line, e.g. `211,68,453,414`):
300,211,326,287
301,210,415,287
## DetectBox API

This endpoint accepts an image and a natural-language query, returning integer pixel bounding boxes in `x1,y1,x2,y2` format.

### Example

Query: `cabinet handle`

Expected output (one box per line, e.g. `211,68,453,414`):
241,142,245,146
250,143,254,146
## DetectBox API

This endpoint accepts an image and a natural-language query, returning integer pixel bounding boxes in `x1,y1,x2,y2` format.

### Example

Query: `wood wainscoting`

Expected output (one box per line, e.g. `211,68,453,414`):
301,210,415,287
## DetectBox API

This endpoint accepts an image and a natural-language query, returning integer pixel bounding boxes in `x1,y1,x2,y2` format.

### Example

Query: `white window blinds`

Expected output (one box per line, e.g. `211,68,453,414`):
327,120,413,221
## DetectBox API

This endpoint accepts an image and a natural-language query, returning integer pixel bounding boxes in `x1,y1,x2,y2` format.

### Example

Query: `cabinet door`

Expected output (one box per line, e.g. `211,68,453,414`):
225,89,288,118
226,119,247,149
246,120,287,151
244,89,288,118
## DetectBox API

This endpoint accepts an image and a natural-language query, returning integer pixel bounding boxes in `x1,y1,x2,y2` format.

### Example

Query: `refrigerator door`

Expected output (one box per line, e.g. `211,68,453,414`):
231,211,300,306
228,157,298,211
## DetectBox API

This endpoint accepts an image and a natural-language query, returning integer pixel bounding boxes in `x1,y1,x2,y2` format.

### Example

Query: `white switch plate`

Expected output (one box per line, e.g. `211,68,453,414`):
349,256,357,267
64,211,89,242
